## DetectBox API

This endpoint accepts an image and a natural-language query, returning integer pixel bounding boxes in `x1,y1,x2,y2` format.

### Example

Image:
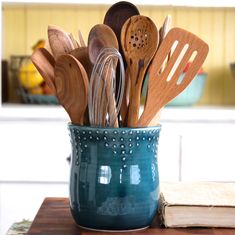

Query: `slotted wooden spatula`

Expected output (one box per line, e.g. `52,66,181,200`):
138,27,209,127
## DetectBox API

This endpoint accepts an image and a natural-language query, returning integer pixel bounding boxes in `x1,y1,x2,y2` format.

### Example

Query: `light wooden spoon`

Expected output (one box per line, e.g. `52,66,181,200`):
31,47,56,94
48,25,75,59
138,27,209,127
121,15,158,127
54,54,89,125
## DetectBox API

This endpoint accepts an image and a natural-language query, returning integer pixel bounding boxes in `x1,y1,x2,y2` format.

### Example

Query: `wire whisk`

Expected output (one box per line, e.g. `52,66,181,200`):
88,47,125,127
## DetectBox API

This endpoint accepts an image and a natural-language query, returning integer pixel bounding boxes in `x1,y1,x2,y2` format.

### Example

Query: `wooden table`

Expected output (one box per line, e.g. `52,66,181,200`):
27,198,235,235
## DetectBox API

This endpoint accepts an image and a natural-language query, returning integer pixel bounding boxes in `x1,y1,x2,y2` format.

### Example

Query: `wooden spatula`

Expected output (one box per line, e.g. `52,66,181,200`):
121,15,158,127
138,27,209,127
54,54,89,125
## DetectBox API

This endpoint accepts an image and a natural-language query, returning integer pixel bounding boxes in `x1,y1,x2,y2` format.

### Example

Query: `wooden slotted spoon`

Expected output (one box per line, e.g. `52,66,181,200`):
54,54,89,125
31,47,56,94
121,15,158,127
138,27,209,127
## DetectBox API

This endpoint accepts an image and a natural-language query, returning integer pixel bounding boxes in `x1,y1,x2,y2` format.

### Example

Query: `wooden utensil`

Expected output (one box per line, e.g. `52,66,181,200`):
138,27,209,127
48,25,75,59
70,47,93,79
159,15,172,47
88,24,119,64
78,30,86,47
103,1,139,62
54,54,89,125
31,47,56,94
104,1,140,125
121,15,158,127
68,33,80,48
88,24,119,127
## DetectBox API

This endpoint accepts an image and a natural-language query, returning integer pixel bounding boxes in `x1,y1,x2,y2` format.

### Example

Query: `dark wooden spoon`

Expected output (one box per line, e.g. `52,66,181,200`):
103,1,139,62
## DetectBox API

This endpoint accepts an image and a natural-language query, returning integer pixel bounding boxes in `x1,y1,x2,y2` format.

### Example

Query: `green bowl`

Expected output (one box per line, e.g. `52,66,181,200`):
167,73,207,106
141,73,207,106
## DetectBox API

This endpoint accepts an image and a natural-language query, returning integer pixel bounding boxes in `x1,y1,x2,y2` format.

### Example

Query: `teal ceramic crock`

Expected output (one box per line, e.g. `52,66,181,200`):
68,124,161,231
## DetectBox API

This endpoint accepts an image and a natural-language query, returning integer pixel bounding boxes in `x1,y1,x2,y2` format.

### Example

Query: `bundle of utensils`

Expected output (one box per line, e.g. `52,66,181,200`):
31,1,209,128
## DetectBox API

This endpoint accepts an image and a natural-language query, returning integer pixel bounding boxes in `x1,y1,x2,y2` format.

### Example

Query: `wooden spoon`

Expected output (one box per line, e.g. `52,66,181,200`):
138,27,209,127
121,15,158,127
88,24,118,64
48,25,75,59
104,1,140,125
70,47,93,79
88,24,119,127
54,54,89,125
103,1,139,63
31,47,56,94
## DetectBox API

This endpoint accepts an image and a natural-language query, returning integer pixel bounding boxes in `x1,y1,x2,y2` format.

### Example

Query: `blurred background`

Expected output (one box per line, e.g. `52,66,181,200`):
1,1,235,235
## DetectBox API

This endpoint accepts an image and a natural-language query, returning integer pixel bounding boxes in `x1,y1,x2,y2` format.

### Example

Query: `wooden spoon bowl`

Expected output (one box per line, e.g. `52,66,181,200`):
54,54,89,125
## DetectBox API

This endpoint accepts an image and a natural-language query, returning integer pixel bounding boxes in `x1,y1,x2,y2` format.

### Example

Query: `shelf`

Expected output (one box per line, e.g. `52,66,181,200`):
1,104,235,122
2,0,235,7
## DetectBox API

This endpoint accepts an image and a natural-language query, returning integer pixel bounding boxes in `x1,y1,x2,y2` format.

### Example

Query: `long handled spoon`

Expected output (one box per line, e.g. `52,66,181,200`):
31,47,56,94
104,1,140,125
54,54,89,125
48,25,75,59
88,24,119,127
121,15,158,127
138,27,209,127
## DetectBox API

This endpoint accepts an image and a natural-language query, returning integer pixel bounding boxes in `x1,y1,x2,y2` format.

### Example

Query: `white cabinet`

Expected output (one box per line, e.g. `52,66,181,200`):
0,120,71,182
181,123,235,181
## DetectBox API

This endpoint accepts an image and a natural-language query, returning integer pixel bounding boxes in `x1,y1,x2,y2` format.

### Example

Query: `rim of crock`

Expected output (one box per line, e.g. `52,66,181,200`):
68,123,161,131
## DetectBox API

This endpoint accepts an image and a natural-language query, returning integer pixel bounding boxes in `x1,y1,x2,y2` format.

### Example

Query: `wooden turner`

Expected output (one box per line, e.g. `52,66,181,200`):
138,27,209,127
54,54,89,125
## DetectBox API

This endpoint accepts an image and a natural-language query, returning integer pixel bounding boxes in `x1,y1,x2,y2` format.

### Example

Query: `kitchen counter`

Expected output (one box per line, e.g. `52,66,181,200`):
1,104,235,122
27,197,235,235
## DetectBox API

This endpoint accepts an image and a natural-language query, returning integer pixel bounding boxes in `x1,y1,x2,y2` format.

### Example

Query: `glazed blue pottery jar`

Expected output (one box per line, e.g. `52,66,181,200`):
68,124,161,231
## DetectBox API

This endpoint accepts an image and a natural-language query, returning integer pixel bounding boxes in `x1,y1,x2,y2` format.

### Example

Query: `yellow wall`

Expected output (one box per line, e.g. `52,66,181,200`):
2,4,235,105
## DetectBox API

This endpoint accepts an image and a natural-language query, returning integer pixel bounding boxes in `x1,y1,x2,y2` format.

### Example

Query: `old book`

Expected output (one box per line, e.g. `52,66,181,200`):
159,181,235,228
